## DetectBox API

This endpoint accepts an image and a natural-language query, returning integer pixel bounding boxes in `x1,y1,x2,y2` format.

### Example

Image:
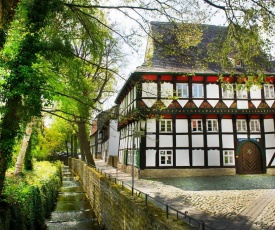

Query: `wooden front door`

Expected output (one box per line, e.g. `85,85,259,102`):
237,141,263,174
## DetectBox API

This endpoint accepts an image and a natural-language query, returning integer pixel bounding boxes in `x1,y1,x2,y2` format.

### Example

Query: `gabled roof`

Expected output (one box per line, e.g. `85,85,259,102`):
142,22,226,72
96,106,118,131
90,120,97,136
115,22,275,104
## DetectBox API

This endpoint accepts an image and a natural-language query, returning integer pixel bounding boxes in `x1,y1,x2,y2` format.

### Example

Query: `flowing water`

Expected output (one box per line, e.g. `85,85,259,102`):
45,166,102,230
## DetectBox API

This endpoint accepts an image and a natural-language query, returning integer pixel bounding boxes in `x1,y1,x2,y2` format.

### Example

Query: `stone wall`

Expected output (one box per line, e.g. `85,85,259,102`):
117,165,275,178
117,163,236,178
69,158,189,230
267,168,275,175
139,168,236,178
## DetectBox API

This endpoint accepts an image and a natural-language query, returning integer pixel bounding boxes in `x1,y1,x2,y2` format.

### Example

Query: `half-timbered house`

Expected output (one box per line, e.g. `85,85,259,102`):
115,22,275,178
90,106,119,166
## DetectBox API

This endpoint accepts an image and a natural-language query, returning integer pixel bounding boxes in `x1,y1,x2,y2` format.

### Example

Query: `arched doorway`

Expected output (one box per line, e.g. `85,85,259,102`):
236,141,264,174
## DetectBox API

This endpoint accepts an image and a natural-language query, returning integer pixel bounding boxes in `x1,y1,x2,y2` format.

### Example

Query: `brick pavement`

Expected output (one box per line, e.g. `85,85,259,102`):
94,159,275,230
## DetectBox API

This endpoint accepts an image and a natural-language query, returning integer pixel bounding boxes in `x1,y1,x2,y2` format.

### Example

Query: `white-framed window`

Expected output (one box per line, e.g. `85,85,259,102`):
159,150,173,166
264,84,275,99
250,119,260,132
236,119,247,132
159,120,172,132
223,150,235,166
207,119,218,132
176,83,188,98
192,84,204,98
192,119,203,132
222,84,234,98
236,88,247,99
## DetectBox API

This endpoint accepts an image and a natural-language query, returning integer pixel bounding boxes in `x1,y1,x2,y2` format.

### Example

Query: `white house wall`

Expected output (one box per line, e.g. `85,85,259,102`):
143,99,156,107
222,135,234,148
208,150,220,166
116,75,275,173
176,135,189,147
252,100,261,108
266,149,275,166
206,84,219,98
146,135,156,147
161,82,173,98
147,119,156,132
267,100,274,108
109,120,119,156
265,134,275,148
146,150,156,166
237,134,248,139
250,86,261,99
176,119,188,132
176,150,190,166
159,135,173,147
264,119,274,132
223,100,234,108
237,100,248,109
192,135,204,148
192,150,204,166
178,100,188,107
221,120,233,132
142,82,157,98
207,135,220,147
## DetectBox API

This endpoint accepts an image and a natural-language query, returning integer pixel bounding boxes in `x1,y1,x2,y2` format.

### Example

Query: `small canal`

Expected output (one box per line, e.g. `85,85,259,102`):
45,166,102,230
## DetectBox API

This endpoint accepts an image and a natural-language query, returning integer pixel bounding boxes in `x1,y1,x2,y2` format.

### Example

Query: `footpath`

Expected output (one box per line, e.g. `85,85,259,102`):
94,159,275,230
45,166,102,230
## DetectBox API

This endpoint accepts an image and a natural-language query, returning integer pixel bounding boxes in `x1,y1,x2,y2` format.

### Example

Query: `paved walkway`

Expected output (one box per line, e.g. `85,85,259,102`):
94,159,275,230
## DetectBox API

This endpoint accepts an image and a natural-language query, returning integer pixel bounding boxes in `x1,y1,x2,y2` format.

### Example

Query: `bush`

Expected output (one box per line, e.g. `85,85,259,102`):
2,161,62,230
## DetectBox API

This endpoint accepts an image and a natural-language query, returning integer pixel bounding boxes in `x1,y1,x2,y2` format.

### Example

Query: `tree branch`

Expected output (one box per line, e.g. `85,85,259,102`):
63,3,159,12
203,0,227,11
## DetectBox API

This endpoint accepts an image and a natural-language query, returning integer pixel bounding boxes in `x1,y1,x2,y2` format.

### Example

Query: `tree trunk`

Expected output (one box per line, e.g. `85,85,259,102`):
14,119,34,175
73,134,78,158
0,96,22,197
78,136,86,161
24,135,33,171
70,134,74,157
77,121,95,165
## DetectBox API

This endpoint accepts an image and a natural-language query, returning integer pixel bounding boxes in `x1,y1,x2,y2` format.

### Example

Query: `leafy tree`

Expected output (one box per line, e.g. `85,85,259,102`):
0,0,62,196
32,118,70,161
38,4,119,165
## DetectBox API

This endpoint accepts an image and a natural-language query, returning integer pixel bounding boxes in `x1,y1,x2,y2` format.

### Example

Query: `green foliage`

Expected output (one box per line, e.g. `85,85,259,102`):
0,0,63,191
3,161,62,230
32,118,72,160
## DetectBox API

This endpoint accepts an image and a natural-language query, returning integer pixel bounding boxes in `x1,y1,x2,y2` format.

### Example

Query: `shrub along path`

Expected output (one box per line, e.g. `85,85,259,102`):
45,166,102,230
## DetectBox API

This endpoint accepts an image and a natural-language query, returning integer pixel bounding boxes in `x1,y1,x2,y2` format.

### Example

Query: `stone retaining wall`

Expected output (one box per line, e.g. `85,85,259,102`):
117,164,275,178
139,168,236,178
267,168,275,175
69,158,188,230
117,164,236,178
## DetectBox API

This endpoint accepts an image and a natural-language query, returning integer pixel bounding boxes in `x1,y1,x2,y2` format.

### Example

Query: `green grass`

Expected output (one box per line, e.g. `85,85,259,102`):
2,161,62,230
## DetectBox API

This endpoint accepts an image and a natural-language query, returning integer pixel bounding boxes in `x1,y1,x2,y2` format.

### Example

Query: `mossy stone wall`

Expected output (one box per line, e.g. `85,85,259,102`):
69,158,189,230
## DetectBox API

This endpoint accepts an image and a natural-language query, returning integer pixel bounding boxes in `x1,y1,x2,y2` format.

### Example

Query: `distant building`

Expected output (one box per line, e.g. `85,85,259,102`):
90,106,119,166
115,22,275,178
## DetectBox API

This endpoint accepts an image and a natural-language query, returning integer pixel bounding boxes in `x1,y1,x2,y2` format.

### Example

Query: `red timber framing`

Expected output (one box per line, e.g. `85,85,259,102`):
116,72,275,175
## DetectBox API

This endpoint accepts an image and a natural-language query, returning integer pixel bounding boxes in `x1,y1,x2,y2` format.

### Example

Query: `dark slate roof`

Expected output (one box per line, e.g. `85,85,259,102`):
96,106,118,131
115,22,275,104
141,22,226,72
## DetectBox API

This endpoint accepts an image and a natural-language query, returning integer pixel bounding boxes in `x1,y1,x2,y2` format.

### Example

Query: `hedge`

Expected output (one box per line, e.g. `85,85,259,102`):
0,161,62,230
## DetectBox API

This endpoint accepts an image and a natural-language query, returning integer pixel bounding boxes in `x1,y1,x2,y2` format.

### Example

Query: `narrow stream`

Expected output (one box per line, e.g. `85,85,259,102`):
45,166,102,230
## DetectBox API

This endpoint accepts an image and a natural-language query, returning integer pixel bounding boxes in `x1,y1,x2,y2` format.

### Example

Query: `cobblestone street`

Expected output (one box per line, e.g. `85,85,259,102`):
94,160,275,230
